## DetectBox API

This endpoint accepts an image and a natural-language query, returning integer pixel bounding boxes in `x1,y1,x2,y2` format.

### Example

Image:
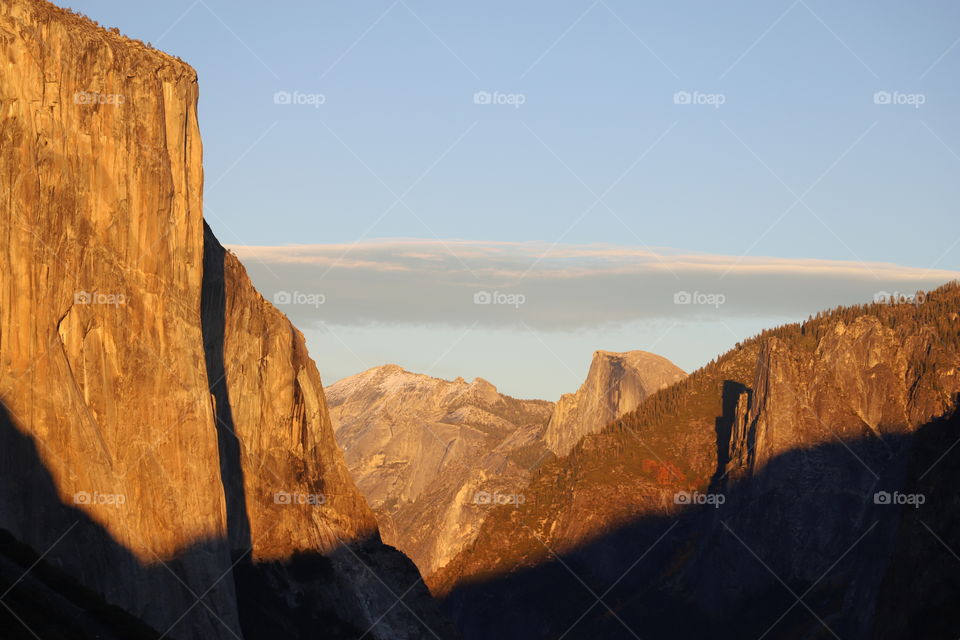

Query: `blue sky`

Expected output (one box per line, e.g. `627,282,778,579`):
60,0,960,399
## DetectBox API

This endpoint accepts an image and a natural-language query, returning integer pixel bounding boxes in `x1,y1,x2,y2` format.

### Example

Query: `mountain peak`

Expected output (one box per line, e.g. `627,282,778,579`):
370,363,408,376
324,368,554,576
594,349,686,370
328,366,509,407
545,349,687,456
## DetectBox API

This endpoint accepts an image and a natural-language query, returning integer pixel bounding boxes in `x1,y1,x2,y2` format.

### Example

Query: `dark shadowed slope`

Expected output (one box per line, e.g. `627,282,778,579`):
435,282,960,640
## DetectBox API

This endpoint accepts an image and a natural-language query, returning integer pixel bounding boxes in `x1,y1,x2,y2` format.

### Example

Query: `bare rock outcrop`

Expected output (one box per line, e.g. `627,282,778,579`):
725,316,949,481
327,366,554,578
544,350,686,456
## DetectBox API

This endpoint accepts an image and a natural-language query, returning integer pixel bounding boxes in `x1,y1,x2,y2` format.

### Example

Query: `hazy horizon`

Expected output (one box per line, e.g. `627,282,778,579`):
233,240,957,398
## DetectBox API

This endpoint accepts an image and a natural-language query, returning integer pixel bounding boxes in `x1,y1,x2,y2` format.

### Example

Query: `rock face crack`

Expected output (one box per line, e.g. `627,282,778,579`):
200,222,252,554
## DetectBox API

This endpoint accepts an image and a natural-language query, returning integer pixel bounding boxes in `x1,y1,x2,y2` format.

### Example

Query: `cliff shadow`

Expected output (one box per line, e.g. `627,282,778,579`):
440,399,960,640
201,221,253,554
198,223,457,640
232,540,459,640
710,379,749,491
872,394,960,640
0,399,242,639
0,224,457,640
0,396,453,640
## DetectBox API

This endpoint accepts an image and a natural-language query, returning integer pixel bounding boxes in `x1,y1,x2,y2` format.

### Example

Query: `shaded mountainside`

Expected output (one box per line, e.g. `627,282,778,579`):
0,1,453,638
435,283,960,639
327,365,554,579
545,350,686,456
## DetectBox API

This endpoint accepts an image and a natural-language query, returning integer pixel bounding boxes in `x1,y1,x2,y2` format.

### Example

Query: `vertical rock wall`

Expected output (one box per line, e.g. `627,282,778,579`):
0,2,452,638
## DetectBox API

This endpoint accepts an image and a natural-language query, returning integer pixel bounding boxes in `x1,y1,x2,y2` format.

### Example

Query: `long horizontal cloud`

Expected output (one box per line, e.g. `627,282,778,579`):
227,239,959,331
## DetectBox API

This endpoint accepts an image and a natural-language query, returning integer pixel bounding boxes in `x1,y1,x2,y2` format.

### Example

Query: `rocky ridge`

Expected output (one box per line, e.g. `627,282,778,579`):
327,365,554,578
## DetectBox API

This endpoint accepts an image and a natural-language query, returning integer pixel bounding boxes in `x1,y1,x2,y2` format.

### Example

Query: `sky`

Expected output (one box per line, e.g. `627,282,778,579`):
58,0,960,399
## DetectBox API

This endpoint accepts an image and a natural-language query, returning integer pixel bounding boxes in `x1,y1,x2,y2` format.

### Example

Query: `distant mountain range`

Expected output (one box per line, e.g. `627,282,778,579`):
326,350,682,581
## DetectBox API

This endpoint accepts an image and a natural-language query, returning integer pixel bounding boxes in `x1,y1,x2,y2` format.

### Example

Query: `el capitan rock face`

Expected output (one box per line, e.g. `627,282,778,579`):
327,365,554,579
436,286,960,639
1,1,235,634
0,2,453,638
544,350,686,456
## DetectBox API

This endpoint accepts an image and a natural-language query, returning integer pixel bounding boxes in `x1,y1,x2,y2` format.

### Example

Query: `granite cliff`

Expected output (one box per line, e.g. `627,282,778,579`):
0,1,452,638
327,366,554,579
545,350,686,456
